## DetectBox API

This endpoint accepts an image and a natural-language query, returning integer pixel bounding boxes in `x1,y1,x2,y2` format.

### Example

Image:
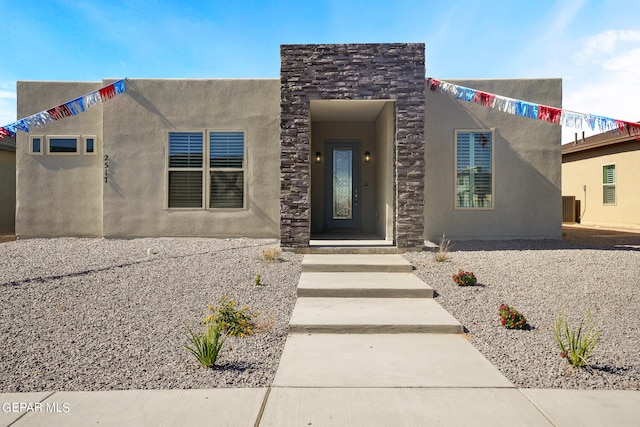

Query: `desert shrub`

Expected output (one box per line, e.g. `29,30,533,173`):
499,304,528,329
452,270,477,286
554,310,600,368
434,234,452,262
260,247,281,262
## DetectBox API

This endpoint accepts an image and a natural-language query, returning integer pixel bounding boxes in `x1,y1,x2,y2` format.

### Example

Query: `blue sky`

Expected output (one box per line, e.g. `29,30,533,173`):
1,0,640,142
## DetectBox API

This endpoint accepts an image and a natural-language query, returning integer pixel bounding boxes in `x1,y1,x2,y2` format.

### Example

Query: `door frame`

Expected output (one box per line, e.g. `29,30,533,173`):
323,140,361,231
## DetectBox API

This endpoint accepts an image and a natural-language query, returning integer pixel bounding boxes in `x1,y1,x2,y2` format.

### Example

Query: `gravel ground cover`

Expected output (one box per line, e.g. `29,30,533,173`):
404,238,640,390
0,238,302,392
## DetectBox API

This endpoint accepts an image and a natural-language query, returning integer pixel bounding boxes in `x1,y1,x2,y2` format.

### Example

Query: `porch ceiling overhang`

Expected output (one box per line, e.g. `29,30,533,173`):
310,99,389,122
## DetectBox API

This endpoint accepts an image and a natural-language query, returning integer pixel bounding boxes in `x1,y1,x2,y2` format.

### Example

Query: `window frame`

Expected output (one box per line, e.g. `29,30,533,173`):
602,163,616,206
83,136,97,155
46,135,80,155
454,129,495,210
29,136,44,155
165,129,247,210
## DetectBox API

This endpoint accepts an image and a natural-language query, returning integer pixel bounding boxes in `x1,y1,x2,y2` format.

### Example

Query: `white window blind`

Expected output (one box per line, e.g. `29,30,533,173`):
209,132,245,208
456,131,493,208
168,132,203,208
166,131,245,209
603,164,616,205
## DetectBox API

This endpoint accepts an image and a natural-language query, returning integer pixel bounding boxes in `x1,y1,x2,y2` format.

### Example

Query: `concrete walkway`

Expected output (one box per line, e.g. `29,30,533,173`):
2,254,639,426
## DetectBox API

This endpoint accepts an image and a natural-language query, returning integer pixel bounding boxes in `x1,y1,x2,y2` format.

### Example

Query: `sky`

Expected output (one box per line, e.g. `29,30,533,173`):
1,0,640,143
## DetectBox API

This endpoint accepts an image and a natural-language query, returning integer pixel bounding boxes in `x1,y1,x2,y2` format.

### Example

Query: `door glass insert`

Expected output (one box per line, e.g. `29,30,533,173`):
333,148,353,219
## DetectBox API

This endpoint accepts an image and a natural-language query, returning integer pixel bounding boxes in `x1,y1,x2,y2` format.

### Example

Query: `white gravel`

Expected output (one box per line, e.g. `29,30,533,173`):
404,239,640,390
2,237,638,392
0,238,302,392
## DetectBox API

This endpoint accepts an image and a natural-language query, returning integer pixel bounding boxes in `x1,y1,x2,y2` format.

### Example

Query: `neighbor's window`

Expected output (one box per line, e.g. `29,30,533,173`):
209,132,245,208
455,130,493,209
603,164,616,205
30,136,43,155
48,136,78,154
168,132,204,208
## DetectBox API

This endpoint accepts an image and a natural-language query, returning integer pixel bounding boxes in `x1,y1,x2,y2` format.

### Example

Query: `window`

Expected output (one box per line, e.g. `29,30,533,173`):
48,136,78,154
167,130,245,209
30,136,43,155
210,132,245,208
455,130,493,209
168,132,203,208
603,164,616,205
84,136,96,154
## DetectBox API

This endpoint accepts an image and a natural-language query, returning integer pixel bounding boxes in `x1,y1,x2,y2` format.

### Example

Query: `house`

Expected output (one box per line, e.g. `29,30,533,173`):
0,136,16,234
15,43,562,250
562,130,640,229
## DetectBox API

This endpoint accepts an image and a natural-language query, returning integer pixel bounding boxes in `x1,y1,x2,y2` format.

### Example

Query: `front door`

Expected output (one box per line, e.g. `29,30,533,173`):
324,141,360,230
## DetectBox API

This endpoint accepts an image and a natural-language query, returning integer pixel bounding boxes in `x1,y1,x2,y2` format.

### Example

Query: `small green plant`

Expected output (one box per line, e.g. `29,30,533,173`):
207,295,255,337
554,310,600,368
185,296,256,368
434,234,452,262
260,247,281,262
184,323,226,368
254,274,262,286
452,270,477,286
499,304,528,329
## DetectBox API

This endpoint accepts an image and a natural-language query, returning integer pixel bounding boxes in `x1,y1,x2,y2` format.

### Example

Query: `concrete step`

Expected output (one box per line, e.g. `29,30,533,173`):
302,254,413,273
305,246,400,254
297,272,433,298
288,297,463,334
272,333,513,388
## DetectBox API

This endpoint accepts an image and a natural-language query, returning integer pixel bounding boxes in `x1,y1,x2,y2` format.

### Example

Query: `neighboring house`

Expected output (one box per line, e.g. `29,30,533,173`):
0,136,16,234
562,130,640,230
15,43,562,250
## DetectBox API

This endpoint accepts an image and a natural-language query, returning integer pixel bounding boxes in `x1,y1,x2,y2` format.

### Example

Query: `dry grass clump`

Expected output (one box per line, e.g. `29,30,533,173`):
253,312,277,333
260,247,282,262
434,234,452,262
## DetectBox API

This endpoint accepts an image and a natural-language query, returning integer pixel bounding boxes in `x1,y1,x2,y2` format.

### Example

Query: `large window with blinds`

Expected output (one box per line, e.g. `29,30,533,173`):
455,130,493,209
602,164,616,205
167,131,245,209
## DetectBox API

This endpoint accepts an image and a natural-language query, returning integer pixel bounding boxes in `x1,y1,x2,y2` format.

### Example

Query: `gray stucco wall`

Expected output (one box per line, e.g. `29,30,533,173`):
16,81,103,237
424,78,562,240
102,79,281,238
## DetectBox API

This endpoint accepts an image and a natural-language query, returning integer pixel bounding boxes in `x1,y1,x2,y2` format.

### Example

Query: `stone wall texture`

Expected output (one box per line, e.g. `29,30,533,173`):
280,43,426,248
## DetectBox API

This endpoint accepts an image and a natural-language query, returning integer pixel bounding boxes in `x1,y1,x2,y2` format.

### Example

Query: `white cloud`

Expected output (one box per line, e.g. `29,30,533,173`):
561,29,640,143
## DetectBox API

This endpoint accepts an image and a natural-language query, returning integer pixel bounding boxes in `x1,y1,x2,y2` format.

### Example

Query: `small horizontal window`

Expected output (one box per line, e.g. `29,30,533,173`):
48,137,78,154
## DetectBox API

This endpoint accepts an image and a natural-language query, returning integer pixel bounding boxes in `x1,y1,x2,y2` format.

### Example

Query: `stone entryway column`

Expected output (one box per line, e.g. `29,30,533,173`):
280,43,425,250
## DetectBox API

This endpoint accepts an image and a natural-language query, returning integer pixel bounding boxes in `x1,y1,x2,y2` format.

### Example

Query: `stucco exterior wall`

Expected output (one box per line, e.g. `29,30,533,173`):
0,149,16,234
16,81,103,237
562,141,640,229
374,102,395,241
425,79,562,240
102,79,281,238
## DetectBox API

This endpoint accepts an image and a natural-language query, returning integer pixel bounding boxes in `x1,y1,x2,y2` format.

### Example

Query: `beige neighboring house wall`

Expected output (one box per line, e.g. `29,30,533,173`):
16,81,103,237
562,137,640,230
0,138,16,234
425,79,563,240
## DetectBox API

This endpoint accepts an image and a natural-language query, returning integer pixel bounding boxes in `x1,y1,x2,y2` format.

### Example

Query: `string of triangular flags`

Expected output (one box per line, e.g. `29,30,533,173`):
426,78,640,138
0,79,127,139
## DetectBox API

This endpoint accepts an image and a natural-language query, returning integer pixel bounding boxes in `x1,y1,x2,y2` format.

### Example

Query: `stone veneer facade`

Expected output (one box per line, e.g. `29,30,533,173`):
280,43,426,249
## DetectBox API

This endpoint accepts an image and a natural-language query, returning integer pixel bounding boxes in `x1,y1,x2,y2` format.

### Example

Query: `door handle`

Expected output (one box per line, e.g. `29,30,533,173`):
354,189,359,208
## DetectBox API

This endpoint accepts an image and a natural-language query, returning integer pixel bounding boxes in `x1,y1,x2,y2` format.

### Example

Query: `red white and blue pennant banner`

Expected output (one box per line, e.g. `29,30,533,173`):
0,79,127,139
426,78,640,138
